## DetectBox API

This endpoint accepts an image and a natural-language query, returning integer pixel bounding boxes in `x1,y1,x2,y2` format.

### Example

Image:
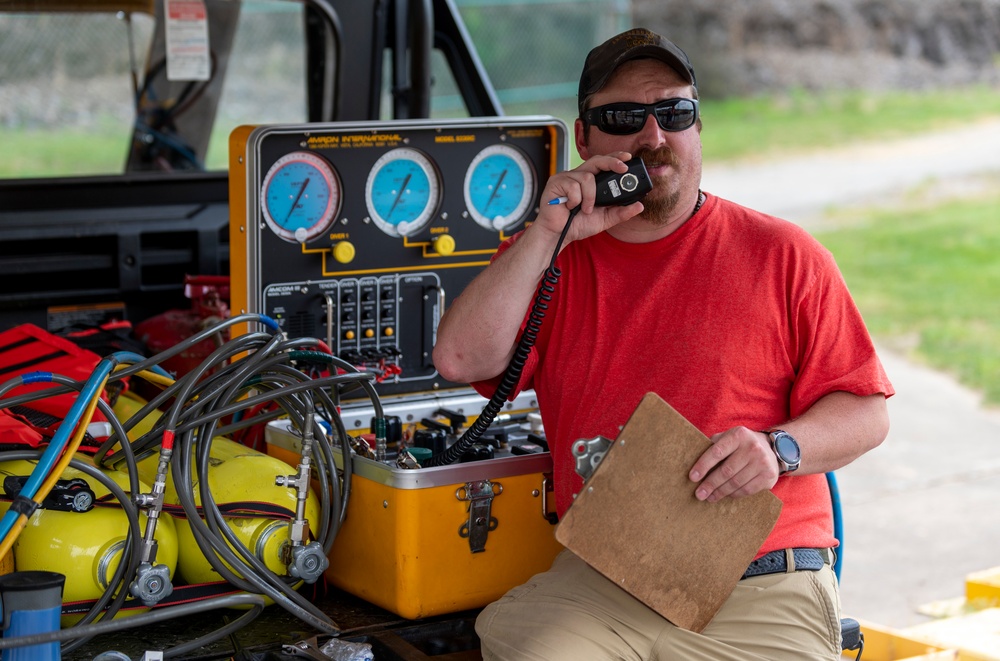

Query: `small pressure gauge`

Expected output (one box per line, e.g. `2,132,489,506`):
365,147,442,237
260,151,342,243
464,144,536,231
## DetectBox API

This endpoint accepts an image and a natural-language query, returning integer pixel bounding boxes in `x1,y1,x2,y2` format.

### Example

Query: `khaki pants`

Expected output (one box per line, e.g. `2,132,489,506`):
476,549,842,660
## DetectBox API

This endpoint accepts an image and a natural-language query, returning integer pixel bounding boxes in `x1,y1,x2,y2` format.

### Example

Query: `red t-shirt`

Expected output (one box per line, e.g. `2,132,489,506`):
473,193,893,555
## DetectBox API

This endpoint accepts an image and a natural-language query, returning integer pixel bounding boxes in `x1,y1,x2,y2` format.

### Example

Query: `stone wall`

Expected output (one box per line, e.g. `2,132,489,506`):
632,0,1000,96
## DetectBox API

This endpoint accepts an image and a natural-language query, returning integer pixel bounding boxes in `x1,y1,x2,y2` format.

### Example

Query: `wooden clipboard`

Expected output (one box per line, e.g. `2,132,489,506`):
555,393,783,632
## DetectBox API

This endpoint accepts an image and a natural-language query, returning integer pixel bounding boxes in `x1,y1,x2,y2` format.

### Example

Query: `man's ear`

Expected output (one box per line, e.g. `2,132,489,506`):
574,118,591,160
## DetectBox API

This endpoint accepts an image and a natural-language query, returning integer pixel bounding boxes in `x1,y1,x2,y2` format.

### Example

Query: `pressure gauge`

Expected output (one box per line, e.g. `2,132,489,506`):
365,147,442,237
260,151,342,243
464,144,536,231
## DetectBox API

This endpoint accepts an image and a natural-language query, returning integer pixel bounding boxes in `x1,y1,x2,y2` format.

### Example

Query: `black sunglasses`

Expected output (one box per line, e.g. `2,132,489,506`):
582,98,699,135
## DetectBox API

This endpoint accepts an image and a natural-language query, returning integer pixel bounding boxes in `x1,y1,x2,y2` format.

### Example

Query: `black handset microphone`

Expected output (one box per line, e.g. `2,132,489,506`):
594,157,652,207
423,158,652,467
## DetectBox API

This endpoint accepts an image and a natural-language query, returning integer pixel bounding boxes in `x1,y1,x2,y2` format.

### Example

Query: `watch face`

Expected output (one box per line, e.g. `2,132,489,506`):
775,433,801,463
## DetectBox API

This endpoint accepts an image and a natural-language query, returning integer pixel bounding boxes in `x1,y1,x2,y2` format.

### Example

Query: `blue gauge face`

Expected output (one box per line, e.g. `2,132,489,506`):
261,151,340,243
365,148,441,237
464,144,535,231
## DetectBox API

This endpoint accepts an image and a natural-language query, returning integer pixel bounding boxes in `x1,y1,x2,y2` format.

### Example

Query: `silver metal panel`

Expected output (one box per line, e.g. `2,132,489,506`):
265,408,551,491
338,387,539,431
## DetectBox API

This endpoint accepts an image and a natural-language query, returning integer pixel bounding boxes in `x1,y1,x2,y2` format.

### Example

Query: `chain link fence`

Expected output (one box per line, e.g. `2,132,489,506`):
0,1,630,175
454,0,631,119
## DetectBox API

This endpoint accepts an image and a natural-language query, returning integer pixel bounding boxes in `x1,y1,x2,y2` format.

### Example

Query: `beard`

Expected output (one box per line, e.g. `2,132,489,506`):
633,146,684,226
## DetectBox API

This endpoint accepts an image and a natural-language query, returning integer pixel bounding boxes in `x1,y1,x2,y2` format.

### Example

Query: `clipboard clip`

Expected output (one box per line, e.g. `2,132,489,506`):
572,435,614,481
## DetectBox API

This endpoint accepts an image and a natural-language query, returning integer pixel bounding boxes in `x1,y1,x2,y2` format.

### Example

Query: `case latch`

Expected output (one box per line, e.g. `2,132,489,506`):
457,479,502,553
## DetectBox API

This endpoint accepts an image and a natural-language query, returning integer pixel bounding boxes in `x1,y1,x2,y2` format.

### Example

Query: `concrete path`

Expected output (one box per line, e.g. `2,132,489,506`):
702,118,1000,629
702,116,1000,228
838,349,1000,628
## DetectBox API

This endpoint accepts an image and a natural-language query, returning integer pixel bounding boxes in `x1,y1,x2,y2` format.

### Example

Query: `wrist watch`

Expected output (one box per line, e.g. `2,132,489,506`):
764,429,801,474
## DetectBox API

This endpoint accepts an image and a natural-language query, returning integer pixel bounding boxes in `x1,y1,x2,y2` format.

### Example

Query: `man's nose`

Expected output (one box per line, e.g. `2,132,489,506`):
634,112,669,148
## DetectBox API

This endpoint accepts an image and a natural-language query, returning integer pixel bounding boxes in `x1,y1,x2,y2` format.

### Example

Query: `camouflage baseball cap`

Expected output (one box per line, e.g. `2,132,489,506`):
578,28,697,115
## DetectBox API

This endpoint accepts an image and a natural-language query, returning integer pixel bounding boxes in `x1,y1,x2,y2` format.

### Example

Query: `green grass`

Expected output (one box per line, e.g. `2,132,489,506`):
700,86,1000,162
814,188,1000,405
0,126,132,178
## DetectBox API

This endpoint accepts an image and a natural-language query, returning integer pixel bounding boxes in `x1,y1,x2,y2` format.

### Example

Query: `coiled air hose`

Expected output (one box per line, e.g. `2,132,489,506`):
423,205,581,467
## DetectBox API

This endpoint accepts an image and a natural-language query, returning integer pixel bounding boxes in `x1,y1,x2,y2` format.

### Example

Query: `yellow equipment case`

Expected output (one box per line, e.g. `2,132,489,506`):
266,418,564,620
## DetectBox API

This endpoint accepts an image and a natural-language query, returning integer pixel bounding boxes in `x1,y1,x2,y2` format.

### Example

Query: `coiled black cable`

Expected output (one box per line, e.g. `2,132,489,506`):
423,205,581,467
0,314,368,649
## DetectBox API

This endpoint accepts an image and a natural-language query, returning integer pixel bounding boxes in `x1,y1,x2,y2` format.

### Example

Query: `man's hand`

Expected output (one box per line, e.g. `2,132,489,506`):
532,151,644,246
433,151,644,385
688,427,779,502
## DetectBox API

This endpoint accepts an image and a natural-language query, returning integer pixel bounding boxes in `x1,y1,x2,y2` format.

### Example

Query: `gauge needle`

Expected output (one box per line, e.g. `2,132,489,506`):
388,173,411,219
485,169,507,211
285,177,311,224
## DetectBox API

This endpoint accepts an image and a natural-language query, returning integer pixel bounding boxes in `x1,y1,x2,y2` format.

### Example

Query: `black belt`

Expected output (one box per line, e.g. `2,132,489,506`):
742,548,830,580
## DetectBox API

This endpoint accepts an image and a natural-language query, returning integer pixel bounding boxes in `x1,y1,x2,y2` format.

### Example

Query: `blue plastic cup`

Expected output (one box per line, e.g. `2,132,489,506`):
0,571,65,661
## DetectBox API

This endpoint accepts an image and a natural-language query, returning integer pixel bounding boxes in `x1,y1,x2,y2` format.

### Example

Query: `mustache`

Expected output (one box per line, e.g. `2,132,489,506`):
632,147,678,171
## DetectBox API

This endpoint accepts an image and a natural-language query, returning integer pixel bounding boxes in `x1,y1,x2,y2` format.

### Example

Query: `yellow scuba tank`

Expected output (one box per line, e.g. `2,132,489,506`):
136,436,323,585
0,457,179,626
113,390,322,587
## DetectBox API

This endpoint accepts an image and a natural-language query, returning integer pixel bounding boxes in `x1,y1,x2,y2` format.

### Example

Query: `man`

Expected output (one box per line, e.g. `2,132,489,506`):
432,27,892,660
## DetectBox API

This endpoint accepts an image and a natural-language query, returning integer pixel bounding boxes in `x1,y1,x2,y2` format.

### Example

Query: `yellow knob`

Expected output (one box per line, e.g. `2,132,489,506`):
433,234,456,256
364,328,375,338
333,241,356,264
384,327,394,337
344,330,355,340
